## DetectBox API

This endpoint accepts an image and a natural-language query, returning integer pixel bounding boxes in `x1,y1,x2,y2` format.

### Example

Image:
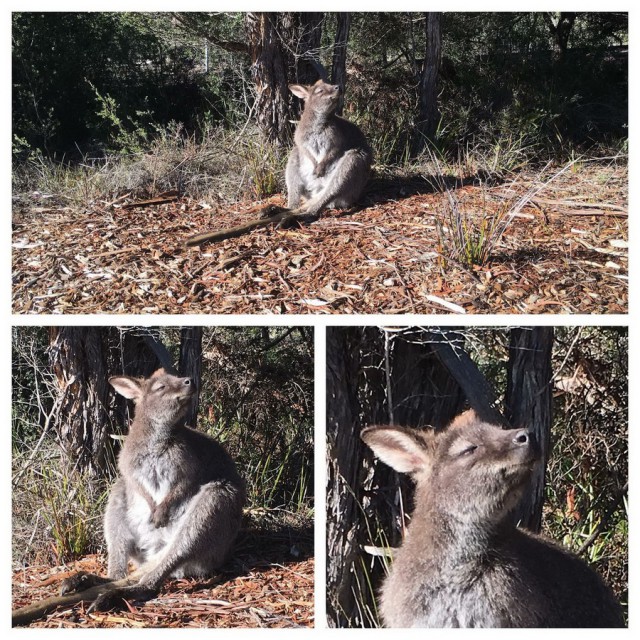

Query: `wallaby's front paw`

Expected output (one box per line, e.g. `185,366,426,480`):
60,571,110,595
151,504,170,528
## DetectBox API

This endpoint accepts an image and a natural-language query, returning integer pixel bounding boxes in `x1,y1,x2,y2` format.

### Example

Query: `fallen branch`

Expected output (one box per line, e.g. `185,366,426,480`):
185,206,315,247
494,190,628,216
12,576,137,627
121,191,179,210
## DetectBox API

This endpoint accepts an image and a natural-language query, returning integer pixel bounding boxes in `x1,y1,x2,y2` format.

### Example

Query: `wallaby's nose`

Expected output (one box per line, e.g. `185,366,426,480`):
512,429,531,446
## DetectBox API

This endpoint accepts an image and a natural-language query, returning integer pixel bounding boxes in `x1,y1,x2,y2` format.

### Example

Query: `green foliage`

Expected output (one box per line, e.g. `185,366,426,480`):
12,12,239,155
38,466,109,563
88,81,153,154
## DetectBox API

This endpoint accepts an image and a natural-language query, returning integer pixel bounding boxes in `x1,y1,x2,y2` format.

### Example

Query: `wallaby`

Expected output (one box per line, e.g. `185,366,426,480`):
361,410,624,628
60,368,245,611
184,78,372,247
285,79,373,218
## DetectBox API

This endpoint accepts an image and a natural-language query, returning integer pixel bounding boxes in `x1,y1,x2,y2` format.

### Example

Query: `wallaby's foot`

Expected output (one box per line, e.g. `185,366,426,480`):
259,204,288,219
86,584,159,613
60,571,113,595
276,212,319,229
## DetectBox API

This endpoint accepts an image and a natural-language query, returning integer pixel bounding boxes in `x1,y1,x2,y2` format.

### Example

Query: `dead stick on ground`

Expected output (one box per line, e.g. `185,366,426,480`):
12,576,137,627
185,207,314,248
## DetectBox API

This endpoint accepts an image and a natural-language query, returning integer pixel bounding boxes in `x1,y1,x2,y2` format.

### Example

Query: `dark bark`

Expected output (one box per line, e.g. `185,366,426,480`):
245,12,294,145
415,12,442,151
295,12,323,86
430,330,507,427
326,327,365,628
48,327,111,475
245,12,327,144
331,13,351,115
505,327,554,532
179,326,203,427
546,12,577,61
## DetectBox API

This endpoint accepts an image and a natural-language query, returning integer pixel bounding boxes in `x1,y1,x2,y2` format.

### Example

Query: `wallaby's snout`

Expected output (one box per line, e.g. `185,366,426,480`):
512,429,530,446
510,428,540,464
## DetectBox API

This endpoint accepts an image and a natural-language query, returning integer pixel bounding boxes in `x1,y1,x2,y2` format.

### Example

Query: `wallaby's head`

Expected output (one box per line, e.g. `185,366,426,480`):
362,410,539,526
290,80,340,117
109,368,195,429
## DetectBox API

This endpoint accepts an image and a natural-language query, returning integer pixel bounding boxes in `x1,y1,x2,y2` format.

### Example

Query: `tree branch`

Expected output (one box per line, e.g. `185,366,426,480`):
429,330,507,427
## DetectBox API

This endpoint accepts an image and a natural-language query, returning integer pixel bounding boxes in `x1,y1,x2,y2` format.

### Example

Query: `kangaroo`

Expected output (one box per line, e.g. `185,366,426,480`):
361,410,624,628
184,79,373,247
285,79,372,218
60,369,245,611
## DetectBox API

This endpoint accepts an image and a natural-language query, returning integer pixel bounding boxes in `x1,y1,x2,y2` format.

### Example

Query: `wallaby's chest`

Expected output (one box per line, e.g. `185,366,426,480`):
382,552,521,628
125,443,182,504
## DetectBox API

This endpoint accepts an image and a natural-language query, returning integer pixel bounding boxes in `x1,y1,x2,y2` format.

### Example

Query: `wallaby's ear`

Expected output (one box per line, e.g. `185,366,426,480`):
361,426,433,474
109,376,143,401
289,84,310,100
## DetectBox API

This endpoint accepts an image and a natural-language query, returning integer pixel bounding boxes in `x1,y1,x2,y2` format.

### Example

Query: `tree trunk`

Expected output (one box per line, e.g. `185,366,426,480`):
415,12,442,152
326,327,364,628
245,12,294,145
179,326,203,427
505,327,554,532
48,327,111,475
546,12,577,62
331,12,351,115
245,12,327,144
295,12,323,85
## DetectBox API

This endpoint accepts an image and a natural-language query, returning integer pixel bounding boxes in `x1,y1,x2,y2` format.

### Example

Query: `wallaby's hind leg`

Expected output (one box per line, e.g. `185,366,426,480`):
135,479,243,589
285,148,306,209
303,148,370,216
104,478,136,580
85,480,243,611
59,572,114,596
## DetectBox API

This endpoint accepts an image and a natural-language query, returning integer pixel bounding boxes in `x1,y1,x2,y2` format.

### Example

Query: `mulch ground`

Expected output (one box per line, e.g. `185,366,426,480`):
12,525,314,628
12,159,627,314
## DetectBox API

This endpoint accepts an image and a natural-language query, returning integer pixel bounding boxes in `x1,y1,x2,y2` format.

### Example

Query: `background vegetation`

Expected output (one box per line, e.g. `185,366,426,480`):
326,326,627,627
12,12,628,204
12,326,314,569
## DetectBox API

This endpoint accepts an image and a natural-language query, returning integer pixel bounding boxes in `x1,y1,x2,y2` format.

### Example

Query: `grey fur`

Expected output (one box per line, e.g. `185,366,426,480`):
286,80,372,217
361,410,624,628
62,369,244,607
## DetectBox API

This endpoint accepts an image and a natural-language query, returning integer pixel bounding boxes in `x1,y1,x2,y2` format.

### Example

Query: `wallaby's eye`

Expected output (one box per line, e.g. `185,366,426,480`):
154,384,165,392
459,445,478,456
449,440,478,457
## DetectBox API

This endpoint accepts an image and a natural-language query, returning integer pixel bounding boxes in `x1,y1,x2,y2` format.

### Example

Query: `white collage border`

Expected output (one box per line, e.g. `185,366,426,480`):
3,2,636,637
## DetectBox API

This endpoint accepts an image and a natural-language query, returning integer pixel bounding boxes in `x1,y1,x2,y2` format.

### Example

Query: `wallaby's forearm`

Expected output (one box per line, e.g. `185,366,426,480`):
151,479,196,527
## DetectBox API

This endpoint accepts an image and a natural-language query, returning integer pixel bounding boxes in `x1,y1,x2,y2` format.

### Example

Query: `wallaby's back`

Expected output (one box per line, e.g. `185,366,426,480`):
362,411,624,628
